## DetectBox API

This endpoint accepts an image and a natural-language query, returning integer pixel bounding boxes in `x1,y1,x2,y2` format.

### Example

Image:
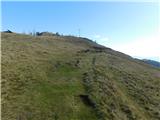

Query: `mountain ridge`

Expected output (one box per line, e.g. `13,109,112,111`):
142,59,160,68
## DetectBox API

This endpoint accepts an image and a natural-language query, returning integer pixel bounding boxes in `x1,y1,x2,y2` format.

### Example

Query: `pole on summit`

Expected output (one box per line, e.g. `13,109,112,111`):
78,29,80,37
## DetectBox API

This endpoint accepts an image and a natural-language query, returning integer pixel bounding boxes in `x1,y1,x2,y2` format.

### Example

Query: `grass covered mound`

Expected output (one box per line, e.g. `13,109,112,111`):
2,32,160,120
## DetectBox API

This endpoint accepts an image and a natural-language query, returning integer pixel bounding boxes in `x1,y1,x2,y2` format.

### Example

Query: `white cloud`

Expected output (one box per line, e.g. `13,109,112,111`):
93,35,109,44
100,37,109,41
112,34,160,61
94,35,101,38
92,33,160,61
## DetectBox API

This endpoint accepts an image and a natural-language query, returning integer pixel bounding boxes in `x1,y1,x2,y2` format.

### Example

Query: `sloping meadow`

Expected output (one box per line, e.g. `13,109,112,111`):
1,33,160,120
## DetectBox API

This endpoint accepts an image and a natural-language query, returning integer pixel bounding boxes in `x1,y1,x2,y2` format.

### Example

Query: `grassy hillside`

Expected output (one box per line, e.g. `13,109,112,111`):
1,32,160,120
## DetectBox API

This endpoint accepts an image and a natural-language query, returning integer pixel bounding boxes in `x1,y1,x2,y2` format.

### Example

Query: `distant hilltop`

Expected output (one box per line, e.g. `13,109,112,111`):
142,59,160,68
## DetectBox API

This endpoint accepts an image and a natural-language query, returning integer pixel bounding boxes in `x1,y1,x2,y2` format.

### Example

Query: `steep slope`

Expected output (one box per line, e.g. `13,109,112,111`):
1,33,160,120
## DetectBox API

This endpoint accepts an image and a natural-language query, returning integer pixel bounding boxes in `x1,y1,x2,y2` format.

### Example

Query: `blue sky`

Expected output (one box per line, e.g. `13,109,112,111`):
1,1,160,61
